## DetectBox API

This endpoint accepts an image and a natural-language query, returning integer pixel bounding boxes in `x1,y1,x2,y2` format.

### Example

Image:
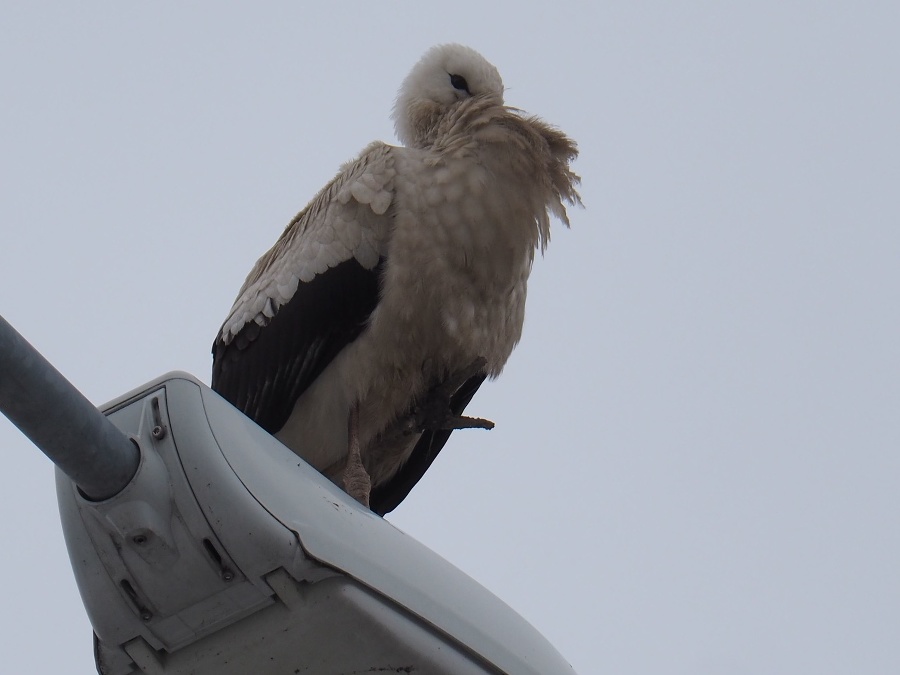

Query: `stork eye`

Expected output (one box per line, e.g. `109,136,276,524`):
449,74,470,93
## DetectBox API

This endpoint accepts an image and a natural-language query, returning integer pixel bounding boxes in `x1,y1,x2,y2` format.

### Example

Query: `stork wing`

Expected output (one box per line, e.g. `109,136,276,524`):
212,142,395,434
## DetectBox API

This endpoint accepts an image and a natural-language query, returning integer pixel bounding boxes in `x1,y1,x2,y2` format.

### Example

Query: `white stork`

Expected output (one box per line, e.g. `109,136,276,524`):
212,44,581,515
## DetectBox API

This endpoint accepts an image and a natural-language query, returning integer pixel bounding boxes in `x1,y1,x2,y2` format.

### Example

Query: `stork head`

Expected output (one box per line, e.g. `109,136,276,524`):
392,44,504,148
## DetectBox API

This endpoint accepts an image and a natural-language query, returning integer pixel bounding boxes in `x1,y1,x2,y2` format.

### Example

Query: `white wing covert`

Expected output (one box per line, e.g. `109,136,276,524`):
219,141,396,345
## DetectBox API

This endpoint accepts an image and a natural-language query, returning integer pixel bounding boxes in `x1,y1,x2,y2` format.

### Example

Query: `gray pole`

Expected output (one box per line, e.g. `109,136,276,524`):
0,314,140,500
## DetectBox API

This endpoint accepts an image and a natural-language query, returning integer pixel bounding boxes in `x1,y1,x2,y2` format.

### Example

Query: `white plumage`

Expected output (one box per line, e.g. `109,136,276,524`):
212,44,580,514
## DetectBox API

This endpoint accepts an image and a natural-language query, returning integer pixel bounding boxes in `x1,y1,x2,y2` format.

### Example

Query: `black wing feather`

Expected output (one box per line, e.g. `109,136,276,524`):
212,258,383,434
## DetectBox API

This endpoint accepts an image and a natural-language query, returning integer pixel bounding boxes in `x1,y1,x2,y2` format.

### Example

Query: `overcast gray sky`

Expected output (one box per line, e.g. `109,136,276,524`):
2,2,898,673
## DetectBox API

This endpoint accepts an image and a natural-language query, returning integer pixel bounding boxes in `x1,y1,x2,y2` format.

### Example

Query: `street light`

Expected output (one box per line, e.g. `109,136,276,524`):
2,315,576,674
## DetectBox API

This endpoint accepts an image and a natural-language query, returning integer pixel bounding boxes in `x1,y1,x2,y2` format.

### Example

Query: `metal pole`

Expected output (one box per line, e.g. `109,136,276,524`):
0,314,139,500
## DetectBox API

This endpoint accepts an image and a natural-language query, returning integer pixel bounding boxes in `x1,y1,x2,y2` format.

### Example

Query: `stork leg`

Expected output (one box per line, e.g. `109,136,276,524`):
342,401,371,507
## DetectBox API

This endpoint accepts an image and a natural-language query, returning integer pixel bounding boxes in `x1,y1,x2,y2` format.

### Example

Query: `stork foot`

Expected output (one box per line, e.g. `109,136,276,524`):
407,357,495,433
342,402,371,507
